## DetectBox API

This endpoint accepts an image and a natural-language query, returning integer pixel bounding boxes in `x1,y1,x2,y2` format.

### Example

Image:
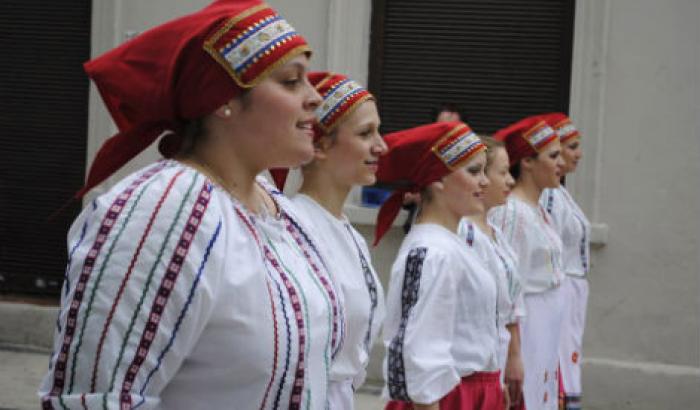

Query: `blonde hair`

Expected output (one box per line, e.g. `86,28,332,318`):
480,135,505,172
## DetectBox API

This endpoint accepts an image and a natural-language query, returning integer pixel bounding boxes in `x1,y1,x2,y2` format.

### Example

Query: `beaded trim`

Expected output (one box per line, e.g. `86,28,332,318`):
432,124,486,170
203,6,310,88
555,118,579,142
316,77,371,131
524,120,558,151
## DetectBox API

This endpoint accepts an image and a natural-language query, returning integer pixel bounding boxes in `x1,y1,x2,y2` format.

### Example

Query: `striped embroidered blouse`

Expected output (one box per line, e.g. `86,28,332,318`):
39,160,343,410
290,194,384,393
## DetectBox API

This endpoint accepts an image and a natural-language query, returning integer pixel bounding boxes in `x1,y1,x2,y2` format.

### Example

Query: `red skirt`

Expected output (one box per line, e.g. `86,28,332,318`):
385,371,504,410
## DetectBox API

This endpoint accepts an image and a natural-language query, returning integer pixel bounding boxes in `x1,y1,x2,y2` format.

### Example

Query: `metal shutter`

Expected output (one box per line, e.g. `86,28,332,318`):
0,0,91,297
369,0,575,134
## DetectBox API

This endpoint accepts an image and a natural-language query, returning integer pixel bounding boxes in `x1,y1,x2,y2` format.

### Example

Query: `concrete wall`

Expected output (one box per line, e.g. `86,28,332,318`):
567,0,700,369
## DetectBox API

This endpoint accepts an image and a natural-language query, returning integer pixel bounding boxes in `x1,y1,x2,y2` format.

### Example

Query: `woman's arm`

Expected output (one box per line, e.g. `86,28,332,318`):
505,322,524,408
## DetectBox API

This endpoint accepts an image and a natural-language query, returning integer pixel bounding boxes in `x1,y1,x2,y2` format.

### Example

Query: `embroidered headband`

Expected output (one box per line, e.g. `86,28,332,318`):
494,115,559,166
541,112,580,143
80,0,310,197
373,121,486,245
269,71,374,190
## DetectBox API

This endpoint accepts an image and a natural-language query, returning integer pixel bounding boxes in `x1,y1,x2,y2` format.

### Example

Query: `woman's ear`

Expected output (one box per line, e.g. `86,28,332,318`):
213,98,242,120
520,156,535,172
313,135,333,160
427,180,444,194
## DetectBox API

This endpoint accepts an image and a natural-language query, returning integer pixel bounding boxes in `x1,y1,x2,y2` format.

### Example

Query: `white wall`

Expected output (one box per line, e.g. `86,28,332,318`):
568,0,700,369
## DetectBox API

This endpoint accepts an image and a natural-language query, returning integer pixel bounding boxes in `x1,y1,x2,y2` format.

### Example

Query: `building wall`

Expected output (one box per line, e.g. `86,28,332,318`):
568,0,700,369
85,0,700,404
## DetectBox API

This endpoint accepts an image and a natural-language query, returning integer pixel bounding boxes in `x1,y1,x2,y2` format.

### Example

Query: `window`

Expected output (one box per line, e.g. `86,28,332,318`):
0,0,92,297
368,0,576,134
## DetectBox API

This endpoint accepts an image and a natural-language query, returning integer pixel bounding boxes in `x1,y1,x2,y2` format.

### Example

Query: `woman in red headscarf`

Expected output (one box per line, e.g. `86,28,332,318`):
273,72,387,410
539,113,590,410
457,136,525,409
378,122,504,410
39,2,344,409
488,116,566,410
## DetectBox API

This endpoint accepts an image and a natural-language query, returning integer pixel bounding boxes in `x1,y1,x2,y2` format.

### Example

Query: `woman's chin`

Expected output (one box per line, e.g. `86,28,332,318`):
275,147,315,169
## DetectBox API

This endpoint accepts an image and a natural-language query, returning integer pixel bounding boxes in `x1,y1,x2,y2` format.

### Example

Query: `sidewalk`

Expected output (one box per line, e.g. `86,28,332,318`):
0,347,385,410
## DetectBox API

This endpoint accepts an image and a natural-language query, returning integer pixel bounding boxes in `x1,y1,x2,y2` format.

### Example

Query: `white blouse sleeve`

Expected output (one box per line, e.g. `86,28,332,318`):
540,188,566,236
385,248,461,405
39,166,226,409
489,203,522,246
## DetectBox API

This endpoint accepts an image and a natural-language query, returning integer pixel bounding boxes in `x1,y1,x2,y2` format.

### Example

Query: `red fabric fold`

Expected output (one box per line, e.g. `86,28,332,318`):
373,189,408,247
269,168,290,191
77,121,169,198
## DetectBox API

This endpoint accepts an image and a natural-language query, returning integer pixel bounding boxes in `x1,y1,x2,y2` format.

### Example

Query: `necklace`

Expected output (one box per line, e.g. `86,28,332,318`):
194,160,277,217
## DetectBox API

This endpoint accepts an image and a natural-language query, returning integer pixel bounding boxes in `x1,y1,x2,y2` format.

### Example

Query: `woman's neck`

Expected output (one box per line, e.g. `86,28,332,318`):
416,202,461,234
511,176,542,208
181,144,272,215
468,210,493,239
298,170,351,219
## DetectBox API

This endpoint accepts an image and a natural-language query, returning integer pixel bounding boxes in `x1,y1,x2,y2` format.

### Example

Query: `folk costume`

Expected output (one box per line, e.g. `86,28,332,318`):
39,2,344,409
540,113,591,410
489,117,565,410
377,123,503,410
457,219,525,384
290,72,384,410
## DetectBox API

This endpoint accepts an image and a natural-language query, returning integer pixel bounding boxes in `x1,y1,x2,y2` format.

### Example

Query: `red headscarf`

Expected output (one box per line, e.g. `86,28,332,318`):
373,121,486,245
541,112,580,143
493,115,558,167
269,71,373,190
80,0,311,197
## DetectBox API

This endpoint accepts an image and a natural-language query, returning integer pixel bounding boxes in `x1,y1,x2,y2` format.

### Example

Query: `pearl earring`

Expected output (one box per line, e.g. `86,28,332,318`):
224,107,231,117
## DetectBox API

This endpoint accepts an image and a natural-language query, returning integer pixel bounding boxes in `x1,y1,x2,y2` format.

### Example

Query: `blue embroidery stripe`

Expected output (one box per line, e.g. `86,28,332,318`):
236,31,299,72
132,221,222,409
344,224,379,352
321,87,364,124
387,247,428,402
222,15,281,54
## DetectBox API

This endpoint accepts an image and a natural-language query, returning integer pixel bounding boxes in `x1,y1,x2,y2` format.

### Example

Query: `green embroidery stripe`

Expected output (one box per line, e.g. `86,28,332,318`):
505,202,518,243
263,235,313,403
269,231,333,409
67,176,160,395
103,172,200,410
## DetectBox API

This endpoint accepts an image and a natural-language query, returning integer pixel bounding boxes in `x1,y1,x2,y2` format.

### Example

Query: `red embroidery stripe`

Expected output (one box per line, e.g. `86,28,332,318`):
259,280,280,410
119,183,212,409
235,207,305,410
43,162,168,407
90,170,184,391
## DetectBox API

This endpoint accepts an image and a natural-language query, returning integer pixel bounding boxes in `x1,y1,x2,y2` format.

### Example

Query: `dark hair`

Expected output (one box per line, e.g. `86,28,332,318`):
509,152,539,180
176,118,206,157
174,89,253,157
432,102,466,122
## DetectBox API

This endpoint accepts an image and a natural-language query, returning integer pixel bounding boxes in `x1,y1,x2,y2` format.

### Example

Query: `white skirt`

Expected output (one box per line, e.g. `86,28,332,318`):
520,285,565,410
328,379,354,410
559,275,589,398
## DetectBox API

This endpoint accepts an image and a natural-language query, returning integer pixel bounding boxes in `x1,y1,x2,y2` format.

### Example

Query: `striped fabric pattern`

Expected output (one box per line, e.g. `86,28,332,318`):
386,247,428,401
40,161,342,410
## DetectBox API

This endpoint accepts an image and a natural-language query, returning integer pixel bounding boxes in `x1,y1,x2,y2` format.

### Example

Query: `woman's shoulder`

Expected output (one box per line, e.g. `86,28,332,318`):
398,225,460,269
496,196,539,220
90,160,237,241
